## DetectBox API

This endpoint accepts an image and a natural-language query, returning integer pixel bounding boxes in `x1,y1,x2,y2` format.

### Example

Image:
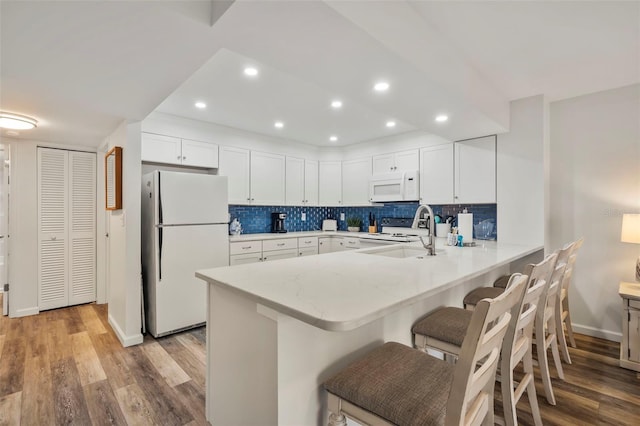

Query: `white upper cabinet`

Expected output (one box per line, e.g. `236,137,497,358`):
342,157,372,206
285,156,305,206
219,146,250,204
304,160,319,206
420,144,454,204
372,149,419,174
454,136,496,204
250,151,285,205
141,132,218,168
319,161,342,206
285,157,318,206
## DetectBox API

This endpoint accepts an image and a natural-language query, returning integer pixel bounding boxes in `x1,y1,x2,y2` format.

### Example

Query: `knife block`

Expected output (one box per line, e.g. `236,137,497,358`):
368,225,377,234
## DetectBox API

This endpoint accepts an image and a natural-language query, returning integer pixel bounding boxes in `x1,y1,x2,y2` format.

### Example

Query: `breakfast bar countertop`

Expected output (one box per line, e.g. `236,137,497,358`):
196,239,542,332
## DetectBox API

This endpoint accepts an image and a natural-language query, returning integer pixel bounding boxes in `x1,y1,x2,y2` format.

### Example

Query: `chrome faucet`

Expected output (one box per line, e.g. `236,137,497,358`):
412,204,436,256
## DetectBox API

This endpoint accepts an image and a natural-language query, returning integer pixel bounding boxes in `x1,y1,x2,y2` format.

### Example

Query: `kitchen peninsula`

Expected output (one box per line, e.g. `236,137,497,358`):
196,239,542,425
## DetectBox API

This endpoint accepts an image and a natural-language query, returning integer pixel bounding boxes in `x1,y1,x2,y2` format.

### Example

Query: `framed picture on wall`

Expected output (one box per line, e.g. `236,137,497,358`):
105,146,122,210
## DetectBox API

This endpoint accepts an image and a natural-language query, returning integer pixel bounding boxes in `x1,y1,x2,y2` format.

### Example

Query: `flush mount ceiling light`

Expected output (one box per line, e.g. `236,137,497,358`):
331,100,343,109
195,102,207,109
435,114,449,122
386,121,396,128
329,135,338,142
244,67,258,77
274,121,284,129
374,81,390,92
0,112,37,130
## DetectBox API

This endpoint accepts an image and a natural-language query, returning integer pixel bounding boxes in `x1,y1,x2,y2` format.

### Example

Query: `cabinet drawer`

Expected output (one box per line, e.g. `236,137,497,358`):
299,246,318,257
298,236,319,248
229,240,262,255
263,238,297,252
629,299,640,310
262,248,298,262
229,253,262,265
343,237,361,249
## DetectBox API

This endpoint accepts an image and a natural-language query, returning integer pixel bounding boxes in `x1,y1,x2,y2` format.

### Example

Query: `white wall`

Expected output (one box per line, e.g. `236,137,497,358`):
549,84,640,340
104,121,144,346
497,96,546,246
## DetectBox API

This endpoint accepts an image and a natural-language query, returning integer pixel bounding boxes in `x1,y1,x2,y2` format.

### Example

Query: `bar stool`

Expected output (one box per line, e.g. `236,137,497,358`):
556,237,584,363
412,255,556,426
323,276,526,426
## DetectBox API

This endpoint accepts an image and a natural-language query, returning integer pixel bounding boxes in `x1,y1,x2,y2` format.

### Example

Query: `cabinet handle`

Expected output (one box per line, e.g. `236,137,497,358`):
177,156,181,160
304,240,311,243
277,243,285,246
182,156,186,160
262,257,267,261
242,246,252,250
51,236,57,241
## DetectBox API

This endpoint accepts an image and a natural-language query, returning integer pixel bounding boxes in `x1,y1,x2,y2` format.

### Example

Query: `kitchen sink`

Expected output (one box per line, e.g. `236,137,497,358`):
359,246,433,259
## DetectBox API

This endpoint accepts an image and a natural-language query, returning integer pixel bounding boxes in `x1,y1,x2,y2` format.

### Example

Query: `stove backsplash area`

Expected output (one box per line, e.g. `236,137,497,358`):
229,203,497,240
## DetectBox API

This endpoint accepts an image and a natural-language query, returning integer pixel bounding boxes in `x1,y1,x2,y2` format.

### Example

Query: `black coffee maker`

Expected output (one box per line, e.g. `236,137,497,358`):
271,212,287,233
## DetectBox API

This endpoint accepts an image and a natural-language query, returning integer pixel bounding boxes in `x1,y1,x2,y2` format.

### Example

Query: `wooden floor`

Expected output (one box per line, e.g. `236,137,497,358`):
0,298,639,425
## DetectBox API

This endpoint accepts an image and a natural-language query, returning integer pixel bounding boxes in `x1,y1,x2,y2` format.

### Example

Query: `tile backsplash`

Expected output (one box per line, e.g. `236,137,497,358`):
229,203,497,240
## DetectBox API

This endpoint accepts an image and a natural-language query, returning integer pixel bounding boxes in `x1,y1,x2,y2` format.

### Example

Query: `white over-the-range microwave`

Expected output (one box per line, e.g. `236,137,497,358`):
369,170,420,202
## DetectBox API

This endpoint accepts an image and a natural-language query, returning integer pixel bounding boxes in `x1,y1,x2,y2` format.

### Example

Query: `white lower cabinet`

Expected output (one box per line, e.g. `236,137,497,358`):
229,252,263,266
319,237,332,254
298,237,319,256
229,240,262,265
342,237,361,250
262,238,298,262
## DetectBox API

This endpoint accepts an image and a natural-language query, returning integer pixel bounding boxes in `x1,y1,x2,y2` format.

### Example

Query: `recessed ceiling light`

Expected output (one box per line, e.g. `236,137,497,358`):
329,136,338,142
386,121,396,128
274,121,284,129
244,67,258,77
195,102,206,109
331,100,342,109
0,112,37,130
374,81,390,92
435,115,448,122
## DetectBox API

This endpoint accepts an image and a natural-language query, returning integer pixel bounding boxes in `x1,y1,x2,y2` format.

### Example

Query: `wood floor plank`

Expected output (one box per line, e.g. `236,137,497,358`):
125,345,194,425
174,332,206,366
0,391,21,426
0,334,5,363
0,334,25,398
172,380,206,425
77,304,108,336
70,331,107,386
83,379,128,425
20,354,54,425
25,313,49,359
141,341,190,387
89,333,135,390
63,306,87,335
47,319,73,363
50,357,92,425
158,336,205,388
114,383,158,426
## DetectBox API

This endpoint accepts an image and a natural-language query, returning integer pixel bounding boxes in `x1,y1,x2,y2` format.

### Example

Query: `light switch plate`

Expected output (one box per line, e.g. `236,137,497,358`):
340,212,345,221
301,212,306,221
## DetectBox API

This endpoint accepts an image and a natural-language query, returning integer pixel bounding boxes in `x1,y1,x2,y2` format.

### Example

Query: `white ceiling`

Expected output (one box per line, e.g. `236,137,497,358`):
1,0,638,148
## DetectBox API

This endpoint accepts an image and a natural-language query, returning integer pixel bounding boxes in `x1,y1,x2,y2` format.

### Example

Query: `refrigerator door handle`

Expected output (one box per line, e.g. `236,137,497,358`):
158,226,163,281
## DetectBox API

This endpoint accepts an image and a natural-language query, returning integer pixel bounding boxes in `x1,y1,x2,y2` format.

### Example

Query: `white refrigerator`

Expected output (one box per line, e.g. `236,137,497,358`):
142,171,229,337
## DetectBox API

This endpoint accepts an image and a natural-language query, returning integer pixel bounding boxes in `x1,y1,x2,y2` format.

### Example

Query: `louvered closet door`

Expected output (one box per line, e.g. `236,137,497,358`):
69,151,96,305
38,148,69,310
38,148,96,310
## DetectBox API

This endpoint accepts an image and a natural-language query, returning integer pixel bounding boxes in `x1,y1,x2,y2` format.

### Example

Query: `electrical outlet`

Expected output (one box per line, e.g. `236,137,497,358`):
301,212,306,221
340,212,345,221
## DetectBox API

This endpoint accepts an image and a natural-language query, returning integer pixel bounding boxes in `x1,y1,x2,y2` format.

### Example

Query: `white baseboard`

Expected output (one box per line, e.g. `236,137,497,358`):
573,323,622,343
108,313,144,347
12,306,39,317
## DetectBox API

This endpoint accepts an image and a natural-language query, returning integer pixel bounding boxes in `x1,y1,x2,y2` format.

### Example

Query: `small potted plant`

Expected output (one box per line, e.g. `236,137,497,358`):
346,217,362,232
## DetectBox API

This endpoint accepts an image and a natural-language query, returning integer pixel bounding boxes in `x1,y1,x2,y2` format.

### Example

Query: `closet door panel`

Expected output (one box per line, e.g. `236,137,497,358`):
38,148,69,310
69,151,96,304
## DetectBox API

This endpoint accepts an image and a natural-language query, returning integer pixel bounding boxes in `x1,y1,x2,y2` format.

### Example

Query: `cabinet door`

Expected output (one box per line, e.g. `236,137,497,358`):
420,144,454,204
285,156,305,206
630,308,640,362
262,248,298,262
304,160,319,206
141,133,182,165
331,237,345,252
230,253,263,265
394,149,420,171
342,157,372,206
319,161,342,206
219,146,250,205
251,151,285,205
372,153,395,174
298,247,318,257
455,136,496,203
181,139,219,168
318,237,332,254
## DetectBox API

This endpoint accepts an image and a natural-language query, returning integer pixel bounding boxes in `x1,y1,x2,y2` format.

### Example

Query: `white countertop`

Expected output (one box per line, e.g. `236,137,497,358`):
197,239,542,332
229,230,358,242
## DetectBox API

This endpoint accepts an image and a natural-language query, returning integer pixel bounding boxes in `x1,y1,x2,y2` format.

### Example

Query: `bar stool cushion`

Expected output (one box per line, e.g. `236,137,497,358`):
411,307,472,347
493,275,511,289
463,287,504,308
324,342,453,426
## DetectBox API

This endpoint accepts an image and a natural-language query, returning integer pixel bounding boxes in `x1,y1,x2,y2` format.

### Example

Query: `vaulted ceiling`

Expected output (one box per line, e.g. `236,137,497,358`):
1,1,638,147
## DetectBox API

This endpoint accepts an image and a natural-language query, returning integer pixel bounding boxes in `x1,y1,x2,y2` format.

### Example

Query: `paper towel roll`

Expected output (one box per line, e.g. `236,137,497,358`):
457,213,473,242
